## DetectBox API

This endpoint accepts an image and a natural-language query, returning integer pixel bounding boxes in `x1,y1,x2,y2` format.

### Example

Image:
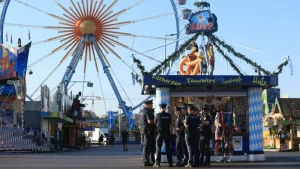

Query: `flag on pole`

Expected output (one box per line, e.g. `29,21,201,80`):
10,34,13,44
108,111,115,130
287,56,293,75
132,74,135,85
28,30,31,40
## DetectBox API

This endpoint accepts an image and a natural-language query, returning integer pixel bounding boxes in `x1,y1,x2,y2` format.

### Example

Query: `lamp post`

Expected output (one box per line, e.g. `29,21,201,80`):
119,106,122,137
164,34,177,73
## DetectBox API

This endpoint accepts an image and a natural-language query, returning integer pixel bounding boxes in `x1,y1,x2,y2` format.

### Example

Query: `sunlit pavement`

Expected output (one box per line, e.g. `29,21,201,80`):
0,145,299,169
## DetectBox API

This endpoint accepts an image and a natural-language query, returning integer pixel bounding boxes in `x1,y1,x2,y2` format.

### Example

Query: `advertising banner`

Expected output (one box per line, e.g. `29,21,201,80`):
108,111,114,130
128,111,134,131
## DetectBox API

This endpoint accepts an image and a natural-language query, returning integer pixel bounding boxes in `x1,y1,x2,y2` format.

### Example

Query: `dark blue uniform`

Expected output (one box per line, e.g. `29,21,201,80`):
154,111,172,166
199,113,212,165
139,107,155,166
175,114,185,165
185,113,200,166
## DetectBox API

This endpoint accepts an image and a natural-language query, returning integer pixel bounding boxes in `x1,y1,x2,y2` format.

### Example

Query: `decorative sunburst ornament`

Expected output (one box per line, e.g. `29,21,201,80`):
49,0,146,73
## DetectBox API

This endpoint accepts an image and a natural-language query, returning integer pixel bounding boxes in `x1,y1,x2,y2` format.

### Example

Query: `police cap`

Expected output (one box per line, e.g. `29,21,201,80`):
159,103,167,108
187,104,195,111
175,107,181,111
144,99,153,104
181,103,187,110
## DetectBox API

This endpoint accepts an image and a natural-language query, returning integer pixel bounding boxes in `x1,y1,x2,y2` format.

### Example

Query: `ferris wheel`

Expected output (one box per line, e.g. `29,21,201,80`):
0,0,191,117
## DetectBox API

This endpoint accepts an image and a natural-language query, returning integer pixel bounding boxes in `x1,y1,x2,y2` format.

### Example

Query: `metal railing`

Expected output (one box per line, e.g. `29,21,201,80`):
85,134,91,146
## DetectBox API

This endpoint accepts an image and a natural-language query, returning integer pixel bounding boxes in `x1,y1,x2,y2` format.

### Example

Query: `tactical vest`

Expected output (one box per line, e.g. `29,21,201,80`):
156,112,171,133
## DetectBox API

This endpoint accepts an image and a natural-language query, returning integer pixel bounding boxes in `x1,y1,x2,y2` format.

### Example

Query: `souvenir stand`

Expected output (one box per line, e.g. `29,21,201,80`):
141,75,278,162
133,1,290,163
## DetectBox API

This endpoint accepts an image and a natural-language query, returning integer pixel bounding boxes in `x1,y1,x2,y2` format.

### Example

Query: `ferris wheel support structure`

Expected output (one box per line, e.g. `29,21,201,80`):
90,34,130,123
0,0,11,58
0,0,181,113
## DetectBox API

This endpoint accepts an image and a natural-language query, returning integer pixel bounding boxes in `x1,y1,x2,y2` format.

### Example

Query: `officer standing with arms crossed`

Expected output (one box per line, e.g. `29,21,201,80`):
139,100,156,166
184,105,200,168
174,107,185,167
153,103,173,167
199,104,212,166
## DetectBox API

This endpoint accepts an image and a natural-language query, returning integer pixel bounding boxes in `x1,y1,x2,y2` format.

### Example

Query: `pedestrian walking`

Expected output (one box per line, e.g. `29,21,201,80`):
121,128,129,151
153,103,173,167
110,133,115,146
99,134,104,147
279,128,287,152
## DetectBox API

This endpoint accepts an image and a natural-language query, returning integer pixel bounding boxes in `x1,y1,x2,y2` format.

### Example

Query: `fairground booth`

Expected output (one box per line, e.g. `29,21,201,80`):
142,75,278,161
132,1,291,163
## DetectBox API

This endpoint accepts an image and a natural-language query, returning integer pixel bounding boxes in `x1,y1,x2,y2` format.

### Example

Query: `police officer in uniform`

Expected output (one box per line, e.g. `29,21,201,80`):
175,107,185,166
184,105,200,168
139,99,156,166
153,103,173,167
180,104,189,166
149,108,156,164
199,104,212,166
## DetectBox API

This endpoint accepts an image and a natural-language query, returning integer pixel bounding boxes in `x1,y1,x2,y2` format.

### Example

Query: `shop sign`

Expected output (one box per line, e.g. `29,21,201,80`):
233,136,243,151
174,85,245,91
185,10,218,34
144,75,278,87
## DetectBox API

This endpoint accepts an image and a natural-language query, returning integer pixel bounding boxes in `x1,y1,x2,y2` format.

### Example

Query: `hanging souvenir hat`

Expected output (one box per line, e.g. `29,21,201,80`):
175,107,181,111
282,120,291,125
181,103,187,110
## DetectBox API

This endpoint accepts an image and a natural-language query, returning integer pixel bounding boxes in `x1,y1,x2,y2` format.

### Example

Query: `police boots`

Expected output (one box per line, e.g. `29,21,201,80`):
153,162,160,167
153,163,173,167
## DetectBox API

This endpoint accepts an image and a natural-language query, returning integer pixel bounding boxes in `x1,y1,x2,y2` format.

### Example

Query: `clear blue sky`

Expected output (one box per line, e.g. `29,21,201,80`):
3,0,299,116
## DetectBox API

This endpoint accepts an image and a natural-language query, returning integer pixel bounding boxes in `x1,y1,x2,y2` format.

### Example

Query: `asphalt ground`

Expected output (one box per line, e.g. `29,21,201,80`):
0,145,299,169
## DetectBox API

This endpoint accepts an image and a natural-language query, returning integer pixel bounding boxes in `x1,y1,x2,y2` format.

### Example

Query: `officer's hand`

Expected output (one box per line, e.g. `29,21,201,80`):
175,128,179,131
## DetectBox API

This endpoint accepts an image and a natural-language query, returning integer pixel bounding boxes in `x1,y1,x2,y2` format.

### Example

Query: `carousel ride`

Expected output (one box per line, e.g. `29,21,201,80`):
0,0,188,128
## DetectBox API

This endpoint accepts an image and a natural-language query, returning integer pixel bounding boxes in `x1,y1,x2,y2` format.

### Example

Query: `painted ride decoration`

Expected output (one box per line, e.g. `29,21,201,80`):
0,42,31,128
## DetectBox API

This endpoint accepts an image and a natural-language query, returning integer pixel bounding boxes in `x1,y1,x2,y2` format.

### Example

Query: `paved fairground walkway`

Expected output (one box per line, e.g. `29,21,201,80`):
0,144,299,169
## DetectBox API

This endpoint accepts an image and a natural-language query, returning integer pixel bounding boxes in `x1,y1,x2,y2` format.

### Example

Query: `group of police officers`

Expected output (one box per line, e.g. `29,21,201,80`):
139,99,212,168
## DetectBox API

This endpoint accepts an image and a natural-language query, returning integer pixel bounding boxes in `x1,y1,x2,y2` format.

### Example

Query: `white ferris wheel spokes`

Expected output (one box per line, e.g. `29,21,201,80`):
0,0,182,114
